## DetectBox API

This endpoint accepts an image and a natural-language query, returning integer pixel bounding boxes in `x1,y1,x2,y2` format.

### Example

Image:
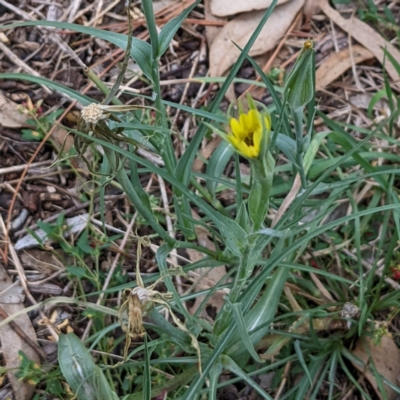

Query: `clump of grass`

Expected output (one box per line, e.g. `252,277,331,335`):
1,0,400,399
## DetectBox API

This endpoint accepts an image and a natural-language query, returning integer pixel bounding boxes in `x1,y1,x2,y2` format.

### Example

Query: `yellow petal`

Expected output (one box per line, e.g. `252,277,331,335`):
264,115,271,131
248,109,260,132
253,127,262,155
239,113,248,134
230,118,242,139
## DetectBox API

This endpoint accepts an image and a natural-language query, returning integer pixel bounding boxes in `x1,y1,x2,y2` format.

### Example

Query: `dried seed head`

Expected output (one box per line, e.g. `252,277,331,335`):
80,103,106,125
128,294,145,337
132,287,149,304
341,302,360,319
341,302,360,328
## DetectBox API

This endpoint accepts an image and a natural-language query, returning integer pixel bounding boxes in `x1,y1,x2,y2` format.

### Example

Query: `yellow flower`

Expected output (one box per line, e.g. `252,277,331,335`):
227,109,270,159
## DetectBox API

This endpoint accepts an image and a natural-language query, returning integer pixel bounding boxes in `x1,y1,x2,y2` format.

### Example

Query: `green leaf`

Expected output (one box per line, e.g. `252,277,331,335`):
0,73,94,105
206,140,234,197
294,339,312,384
66,266,86,278
227,265,289,358
231,302,264,363
276,134,300,169
143,337,151,400
303,131,331,174
209,362,223,400
58,333,118,400
174,126,205,189
158,0,201,58
294,356,326,400
382,47,400,75
221,355,273,400
0,21,153,81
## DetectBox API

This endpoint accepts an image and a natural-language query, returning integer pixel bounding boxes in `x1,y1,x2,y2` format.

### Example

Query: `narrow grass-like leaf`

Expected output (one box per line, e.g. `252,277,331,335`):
227,265,289,357
275,134,300,168
221,355,273,400
206,141,234,197
338,350,372,400
156,244,192,320
158,0,200,58
231,302,264,362
294,356,325,400
303,131,331,174
143,336,151,400
320,117,388,190
0,21,153,80
181,325,236,399
126,366,198,400
294,339,312,384
0,73,93,104
328,349,339,400
209,362,223,400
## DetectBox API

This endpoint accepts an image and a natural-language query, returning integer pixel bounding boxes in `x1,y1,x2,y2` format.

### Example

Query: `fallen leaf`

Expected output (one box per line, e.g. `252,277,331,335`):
303,0,320,20
0,264,41,400
352,333,400,400
0,93,30,128
209,0,305,78
210,0,290,17
51,125,74,153
188,211,227,318
316,45,374,91
318,0,400,90
204,0,226,47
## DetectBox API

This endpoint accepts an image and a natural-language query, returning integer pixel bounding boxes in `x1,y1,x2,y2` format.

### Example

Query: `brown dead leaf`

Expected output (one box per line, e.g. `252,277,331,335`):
352,333,400,400
209,0,305,78
51,125,74,153
210,0,290,17
318,0,400,90
188,211,227,318
303,0,320,20
204,0,226,48
316,45,374,91
0,93,30,129
0,265,41,400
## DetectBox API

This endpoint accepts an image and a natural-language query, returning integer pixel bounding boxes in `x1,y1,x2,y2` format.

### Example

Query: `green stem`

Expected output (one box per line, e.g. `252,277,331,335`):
86,69,123,106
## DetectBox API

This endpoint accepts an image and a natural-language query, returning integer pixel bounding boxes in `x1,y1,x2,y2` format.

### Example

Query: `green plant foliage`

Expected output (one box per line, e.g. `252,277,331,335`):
1,0,400,398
